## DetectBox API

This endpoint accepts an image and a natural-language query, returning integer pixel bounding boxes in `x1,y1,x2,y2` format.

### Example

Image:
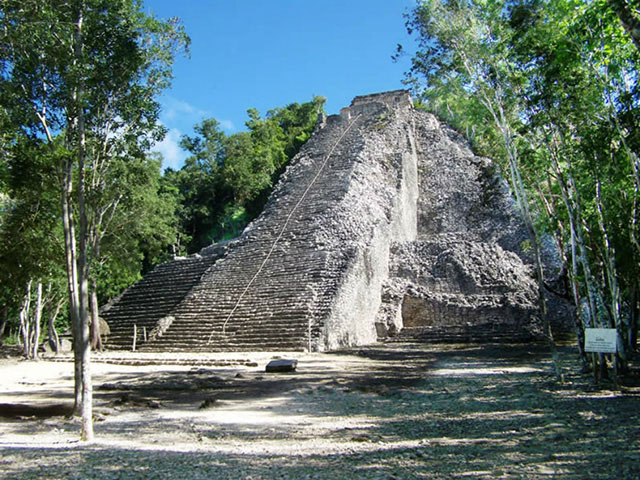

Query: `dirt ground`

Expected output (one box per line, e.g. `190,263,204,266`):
0,341,639,479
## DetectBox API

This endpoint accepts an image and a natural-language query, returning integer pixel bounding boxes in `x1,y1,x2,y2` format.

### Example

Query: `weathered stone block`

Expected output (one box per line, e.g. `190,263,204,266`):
265,359,298,373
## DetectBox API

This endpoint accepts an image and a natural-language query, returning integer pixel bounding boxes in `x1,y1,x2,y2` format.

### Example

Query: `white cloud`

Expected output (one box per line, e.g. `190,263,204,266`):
218,119,235,132
151,98,238,171
161,95,236,133
163,96,209,121
151,128,186,171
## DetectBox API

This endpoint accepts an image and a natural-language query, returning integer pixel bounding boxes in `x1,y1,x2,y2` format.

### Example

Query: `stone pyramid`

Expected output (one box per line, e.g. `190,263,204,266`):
101,91,571,352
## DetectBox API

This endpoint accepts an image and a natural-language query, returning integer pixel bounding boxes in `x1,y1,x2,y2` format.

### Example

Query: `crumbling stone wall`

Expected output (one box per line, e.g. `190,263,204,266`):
103,90,570,352
374,105,570,340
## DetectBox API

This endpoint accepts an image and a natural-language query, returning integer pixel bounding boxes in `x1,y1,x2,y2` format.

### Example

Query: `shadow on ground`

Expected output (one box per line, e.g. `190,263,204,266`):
1,342,640,479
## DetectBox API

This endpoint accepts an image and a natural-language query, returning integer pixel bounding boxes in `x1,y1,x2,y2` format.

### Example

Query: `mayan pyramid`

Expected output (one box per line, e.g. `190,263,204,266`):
101,91,570,352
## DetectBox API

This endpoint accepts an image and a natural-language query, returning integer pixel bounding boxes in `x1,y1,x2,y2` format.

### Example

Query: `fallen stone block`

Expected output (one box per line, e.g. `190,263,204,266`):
265,359,298,373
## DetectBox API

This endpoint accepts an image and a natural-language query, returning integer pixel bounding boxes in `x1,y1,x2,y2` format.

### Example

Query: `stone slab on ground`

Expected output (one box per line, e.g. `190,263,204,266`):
265,358,298,373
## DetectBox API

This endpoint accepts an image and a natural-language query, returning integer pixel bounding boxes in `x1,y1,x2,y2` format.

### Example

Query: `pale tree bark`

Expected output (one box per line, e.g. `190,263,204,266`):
47,297,63,353
19,280,32,358
595,179,627,380
536,155,590,367
61,168,84,409
0,306,7,340
595,179,623,329
568,176,608,381
548,133,609,380
544,130,590,363
18,280,44,360
90,281,102,351
30,282,43,360
72,1,93,442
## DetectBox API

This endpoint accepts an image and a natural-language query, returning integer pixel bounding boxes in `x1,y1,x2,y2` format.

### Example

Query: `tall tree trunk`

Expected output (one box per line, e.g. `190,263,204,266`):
31,282,43,360
60,0,93,441
595,179,626,378
19,280,32,358
48,298,62,354
61,163,83,410
74,2,93,442
90,282,102,351
36,65,83,404
548,144,588,368
0,306,8,340
90,240,103,351
551,148,603,377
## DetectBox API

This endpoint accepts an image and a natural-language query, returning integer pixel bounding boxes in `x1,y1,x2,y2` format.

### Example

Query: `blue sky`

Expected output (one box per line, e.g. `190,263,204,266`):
146,1,418,170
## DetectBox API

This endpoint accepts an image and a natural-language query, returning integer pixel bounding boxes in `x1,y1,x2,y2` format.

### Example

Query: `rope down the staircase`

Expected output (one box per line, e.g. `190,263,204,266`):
210,113,362,343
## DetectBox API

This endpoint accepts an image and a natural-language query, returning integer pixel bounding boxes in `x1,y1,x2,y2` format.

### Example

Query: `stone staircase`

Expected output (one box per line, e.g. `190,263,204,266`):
104,91,419,352
46,352,259,367
101,246,227,350
389,324,535,344
132,114,368,352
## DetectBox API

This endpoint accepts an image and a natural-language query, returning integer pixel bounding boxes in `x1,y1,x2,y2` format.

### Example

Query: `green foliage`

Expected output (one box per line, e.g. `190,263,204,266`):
211,205,250,242
0,140,63,278
0,0,187,345
168,96,325,252
95,153,180,299
0,137,68,338
402,0,640,374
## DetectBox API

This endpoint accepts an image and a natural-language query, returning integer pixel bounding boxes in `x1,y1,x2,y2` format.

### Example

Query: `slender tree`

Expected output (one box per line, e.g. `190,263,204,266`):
0,0,187,440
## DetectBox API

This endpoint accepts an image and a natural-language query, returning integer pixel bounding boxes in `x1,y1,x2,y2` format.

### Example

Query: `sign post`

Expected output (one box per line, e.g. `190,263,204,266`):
584,328,617,354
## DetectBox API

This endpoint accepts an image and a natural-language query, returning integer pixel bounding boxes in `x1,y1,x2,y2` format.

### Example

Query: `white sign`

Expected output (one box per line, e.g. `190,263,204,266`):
585,328,617,353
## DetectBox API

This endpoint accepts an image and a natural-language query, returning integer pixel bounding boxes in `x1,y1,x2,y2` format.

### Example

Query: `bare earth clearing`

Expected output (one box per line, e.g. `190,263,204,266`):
0,342,639,479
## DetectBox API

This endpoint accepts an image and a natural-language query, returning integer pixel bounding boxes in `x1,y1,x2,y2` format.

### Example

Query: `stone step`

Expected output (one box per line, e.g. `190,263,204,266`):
47,354,259,367
137,341,307,353
101,249,228,350
105,317,312,350
388,325,536,344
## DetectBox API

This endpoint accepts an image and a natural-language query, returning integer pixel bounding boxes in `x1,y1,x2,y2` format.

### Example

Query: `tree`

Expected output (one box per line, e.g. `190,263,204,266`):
400,0,640,380
607,0,640,51
0,0,187,440
508,0,640,378
400,0,563,378
0,137,68,359
86,152,180,349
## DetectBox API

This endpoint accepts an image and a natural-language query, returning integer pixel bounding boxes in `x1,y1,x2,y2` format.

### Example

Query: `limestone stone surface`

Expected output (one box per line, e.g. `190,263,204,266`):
101,90,572,352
